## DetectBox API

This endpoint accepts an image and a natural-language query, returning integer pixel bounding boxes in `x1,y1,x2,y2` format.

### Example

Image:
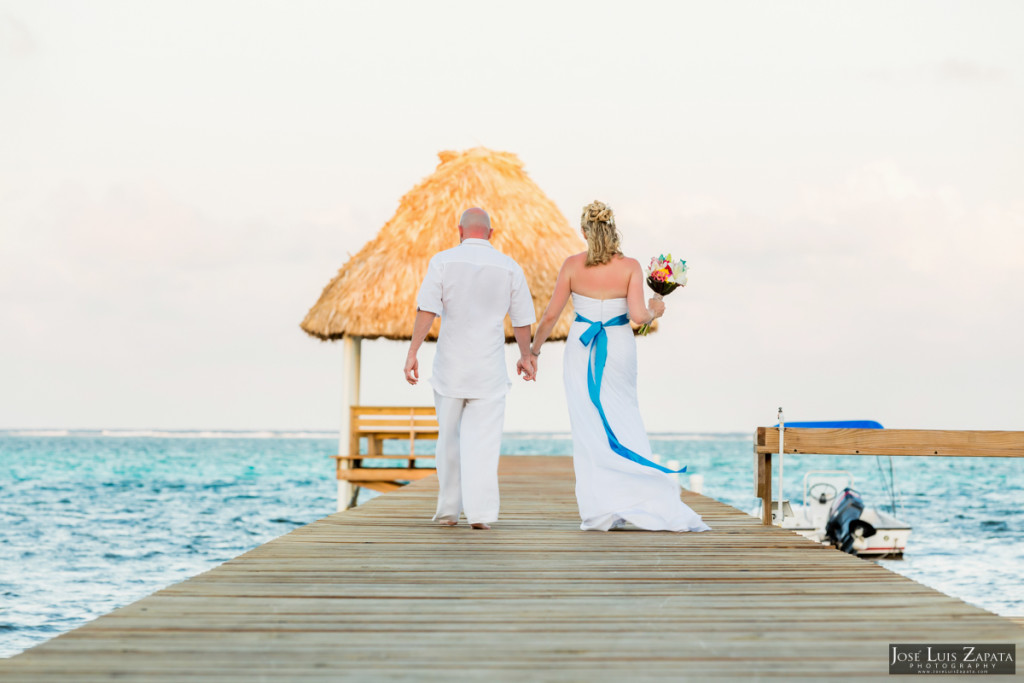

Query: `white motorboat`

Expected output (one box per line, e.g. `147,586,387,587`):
753,469,912,558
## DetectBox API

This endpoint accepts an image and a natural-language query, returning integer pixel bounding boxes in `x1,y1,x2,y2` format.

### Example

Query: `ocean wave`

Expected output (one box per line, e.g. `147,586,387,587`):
98,429,325,439
649,432,749,441
5,430,70,437
0,429,338,440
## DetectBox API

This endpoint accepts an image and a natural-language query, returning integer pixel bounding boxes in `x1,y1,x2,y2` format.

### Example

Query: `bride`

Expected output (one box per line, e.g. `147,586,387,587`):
528,201,711,533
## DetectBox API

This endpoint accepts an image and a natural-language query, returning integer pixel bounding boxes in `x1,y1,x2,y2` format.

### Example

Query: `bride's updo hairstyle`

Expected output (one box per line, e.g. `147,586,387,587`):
580,200,623,266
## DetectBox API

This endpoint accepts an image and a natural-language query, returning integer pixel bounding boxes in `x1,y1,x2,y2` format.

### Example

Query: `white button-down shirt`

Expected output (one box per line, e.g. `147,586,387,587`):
416,238,536,399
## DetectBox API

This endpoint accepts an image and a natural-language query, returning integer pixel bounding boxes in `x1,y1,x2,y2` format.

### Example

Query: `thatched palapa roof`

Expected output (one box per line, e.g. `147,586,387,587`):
301,147,583,342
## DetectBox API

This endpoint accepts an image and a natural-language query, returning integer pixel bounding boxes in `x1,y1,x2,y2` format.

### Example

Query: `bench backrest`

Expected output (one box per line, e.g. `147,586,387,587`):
352,406,439,431
349,406,439,455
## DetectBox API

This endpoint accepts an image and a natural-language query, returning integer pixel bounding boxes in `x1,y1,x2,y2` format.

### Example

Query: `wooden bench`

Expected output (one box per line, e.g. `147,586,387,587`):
754,427,1024,525
332,406,439,507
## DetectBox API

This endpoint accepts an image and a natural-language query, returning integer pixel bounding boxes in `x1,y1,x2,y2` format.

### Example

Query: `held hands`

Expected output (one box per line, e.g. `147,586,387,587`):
408,352,538,385
404,354,419,385
517,354,537,382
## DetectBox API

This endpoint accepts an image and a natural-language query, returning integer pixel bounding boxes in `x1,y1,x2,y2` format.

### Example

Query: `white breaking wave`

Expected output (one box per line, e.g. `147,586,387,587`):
6,429,71,437
0,429,337,440
649,432,749,441
96,429,339,439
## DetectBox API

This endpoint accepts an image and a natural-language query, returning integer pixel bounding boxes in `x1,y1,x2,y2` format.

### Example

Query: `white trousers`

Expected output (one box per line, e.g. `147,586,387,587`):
432,390,505,525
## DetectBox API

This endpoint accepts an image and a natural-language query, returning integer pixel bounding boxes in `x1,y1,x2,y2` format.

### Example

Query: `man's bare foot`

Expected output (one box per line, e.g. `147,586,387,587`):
470,523,491,530
438,519,458,526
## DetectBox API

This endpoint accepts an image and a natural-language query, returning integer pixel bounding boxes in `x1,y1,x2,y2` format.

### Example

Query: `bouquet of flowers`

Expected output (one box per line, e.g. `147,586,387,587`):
638,254,687,335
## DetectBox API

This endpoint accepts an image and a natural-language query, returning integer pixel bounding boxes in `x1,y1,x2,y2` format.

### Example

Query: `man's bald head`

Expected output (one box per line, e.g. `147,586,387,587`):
458,208,493,240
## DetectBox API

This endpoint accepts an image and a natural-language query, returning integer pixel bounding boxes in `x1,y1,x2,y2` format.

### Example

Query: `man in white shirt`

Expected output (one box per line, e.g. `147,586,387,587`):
404,208,537,529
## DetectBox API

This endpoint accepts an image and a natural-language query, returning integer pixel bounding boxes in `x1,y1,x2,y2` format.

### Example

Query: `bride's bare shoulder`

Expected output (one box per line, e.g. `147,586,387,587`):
562,252,587,270
613,254,642,271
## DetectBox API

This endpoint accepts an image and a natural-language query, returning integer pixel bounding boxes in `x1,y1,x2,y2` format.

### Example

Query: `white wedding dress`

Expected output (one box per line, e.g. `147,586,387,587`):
564,293,711,532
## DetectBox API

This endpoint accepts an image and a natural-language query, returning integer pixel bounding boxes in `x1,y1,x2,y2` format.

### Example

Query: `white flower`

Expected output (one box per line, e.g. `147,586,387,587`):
672,260,688,285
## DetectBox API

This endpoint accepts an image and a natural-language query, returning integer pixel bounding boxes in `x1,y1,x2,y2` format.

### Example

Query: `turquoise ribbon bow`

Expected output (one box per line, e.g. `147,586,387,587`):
575,312,687,474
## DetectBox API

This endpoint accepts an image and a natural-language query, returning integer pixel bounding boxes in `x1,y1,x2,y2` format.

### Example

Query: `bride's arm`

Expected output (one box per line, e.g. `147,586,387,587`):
626,258,664,325
530,258,573,354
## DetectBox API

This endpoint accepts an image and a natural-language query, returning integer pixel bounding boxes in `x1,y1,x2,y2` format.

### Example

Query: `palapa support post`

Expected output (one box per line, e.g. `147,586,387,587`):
337,335,362,511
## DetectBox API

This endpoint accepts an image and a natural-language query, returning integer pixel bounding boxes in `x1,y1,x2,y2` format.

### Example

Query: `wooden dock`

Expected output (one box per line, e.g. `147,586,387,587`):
3,456,1021,681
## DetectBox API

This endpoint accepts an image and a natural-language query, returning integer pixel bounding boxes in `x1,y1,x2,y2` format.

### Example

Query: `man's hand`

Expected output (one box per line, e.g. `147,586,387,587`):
517,355,537,381
405,311,436,386
404,354,419,385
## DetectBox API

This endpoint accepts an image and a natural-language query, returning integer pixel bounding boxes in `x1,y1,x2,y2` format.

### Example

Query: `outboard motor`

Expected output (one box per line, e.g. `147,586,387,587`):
825,488,877,554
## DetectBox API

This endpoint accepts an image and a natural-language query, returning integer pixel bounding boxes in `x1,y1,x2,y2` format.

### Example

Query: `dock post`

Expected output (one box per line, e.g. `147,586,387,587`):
760,452,772,525
754,428,772,525
753,430,774,528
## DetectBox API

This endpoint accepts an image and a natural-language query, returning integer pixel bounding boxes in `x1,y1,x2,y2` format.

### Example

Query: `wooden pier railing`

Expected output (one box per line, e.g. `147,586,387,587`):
754,427,1024,525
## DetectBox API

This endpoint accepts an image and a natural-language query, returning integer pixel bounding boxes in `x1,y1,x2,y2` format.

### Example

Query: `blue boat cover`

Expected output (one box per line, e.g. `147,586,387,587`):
773,420,883,429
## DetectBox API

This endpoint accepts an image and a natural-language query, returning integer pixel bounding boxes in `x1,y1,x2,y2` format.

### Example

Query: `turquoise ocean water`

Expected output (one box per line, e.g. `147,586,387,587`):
1,430,1022,657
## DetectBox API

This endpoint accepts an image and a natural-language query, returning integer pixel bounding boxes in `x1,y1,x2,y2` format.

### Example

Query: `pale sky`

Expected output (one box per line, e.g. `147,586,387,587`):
2,1,1022,433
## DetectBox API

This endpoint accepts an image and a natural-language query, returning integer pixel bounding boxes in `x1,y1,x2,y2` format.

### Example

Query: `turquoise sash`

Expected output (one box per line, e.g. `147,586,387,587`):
575,313,687,474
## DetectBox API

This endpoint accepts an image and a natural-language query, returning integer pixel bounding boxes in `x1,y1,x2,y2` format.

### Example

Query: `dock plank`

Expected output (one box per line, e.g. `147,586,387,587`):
2,456,1021,681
